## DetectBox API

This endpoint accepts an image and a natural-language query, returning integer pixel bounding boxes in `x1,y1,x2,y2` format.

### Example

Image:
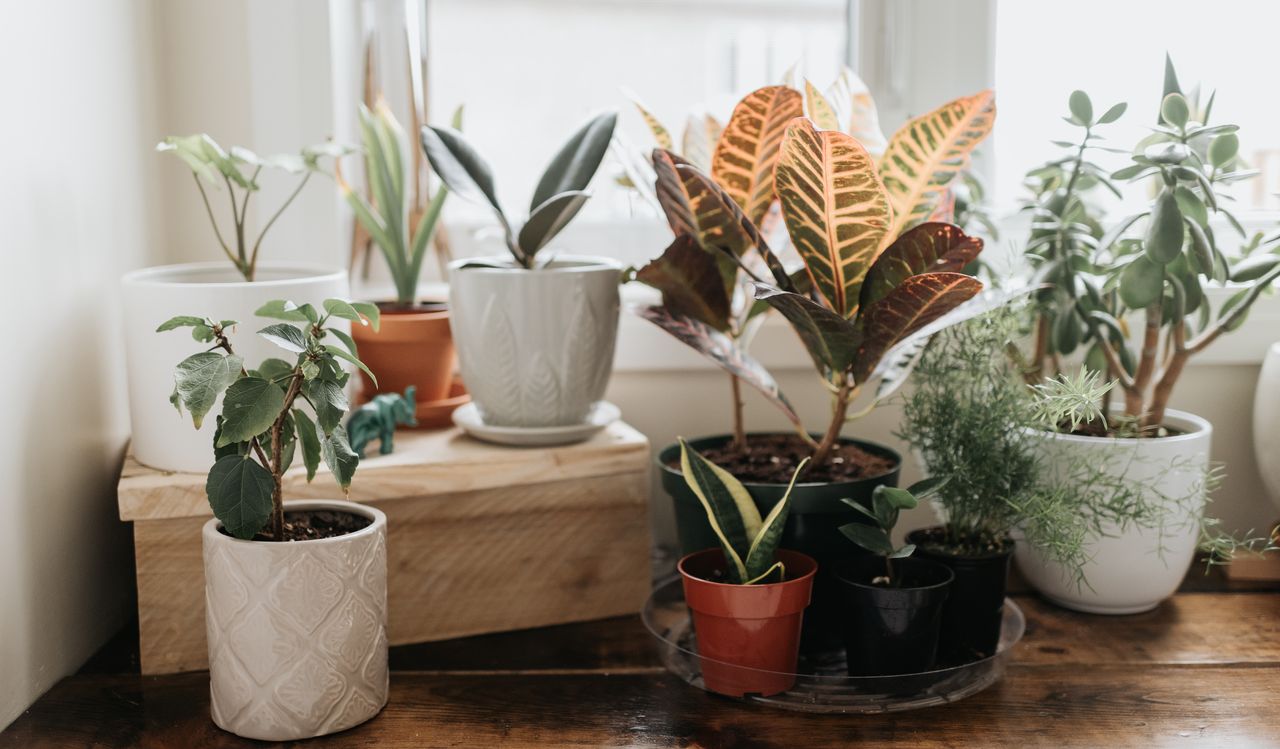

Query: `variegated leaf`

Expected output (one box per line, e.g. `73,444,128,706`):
631,98,673,150
743,457,807,581
805,79,840,130
853,271,982,383
776,118,891,318
680,438,760,582
634,235,731,330
879,90,996,240
682,114,722,173
927,188,956,223
711,85,804,226
753,284,861,377
860,222,983,308
652,149,698,238
828,67,888,157
637,306,802,428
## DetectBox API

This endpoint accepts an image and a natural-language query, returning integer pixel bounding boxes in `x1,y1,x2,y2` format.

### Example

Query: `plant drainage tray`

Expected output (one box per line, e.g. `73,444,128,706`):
641,575,1024,714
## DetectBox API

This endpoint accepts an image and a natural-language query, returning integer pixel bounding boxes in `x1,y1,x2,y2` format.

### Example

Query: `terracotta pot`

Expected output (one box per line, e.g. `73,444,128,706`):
203,500,388,741
351,303,456,419
679,548,816,697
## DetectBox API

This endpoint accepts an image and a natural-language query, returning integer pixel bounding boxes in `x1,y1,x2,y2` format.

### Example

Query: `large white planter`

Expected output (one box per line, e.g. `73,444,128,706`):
449,255,620,427
1015,408,1212,614
121,262,348,472
203,500,388,741
1253,342,1280,513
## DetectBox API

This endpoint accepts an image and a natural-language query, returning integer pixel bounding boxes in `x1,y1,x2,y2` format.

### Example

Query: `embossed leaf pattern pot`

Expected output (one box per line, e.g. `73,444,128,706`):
202,500,388,741
449,256,620,428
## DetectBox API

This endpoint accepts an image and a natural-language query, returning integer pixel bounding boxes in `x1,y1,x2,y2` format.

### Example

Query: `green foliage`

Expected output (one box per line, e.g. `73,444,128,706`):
839,479,946,559
159,299,376,540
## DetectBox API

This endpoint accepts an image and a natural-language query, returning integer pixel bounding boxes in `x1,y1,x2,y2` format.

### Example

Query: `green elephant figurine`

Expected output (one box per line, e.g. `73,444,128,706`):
347,386,418,457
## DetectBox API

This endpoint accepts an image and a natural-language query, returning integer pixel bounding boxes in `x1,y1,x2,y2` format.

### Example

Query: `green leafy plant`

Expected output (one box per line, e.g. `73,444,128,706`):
679,438,807,584
419,112,618,269
839,479,946,581
159,298,381,540
157,134,348,282
339,102,460,306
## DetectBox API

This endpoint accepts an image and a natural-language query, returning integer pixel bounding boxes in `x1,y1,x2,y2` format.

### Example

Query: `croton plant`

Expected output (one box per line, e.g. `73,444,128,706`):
634,78,997,468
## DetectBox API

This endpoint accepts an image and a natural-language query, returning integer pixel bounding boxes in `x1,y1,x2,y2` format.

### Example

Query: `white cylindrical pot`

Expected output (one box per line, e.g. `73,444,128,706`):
122,262,348,473
1253,342,1280,513
449,255,620,427
202,500,388,741
1015,409,1212,614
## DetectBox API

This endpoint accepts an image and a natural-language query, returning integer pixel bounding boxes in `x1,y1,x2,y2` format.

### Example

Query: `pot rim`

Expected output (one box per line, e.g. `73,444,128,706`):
448,254,622,274
677,547,818,589
121,261,347,288
834,555,955,593
658,433,902,489
202,499,385,547
1024,406,1211,447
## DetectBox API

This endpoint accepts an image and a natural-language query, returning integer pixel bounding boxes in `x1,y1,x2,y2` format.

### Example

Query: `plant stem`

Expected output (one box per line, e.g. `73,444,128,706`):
193,175,238,268
812,383,853,467
729,373,746,451
884,555,894,583
1128,301,1162,418
224,173,249,279
250,171,313,279
269,371,306,541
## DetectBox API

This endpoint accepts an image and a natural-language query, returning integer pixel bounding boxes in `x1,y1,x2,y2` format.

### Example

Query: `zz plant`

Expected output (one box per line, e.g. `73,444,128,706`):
840,479,946,582
160,298,380,540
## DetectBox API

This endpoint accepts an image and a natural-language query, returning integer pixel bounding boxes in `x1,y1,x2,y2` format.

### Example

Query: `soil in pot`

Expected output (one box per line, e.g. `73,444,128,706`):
689,433,897,484
351,301,457,420
906,527,1013,665
219,510,373,542
835,556,953,676
679,548,817,698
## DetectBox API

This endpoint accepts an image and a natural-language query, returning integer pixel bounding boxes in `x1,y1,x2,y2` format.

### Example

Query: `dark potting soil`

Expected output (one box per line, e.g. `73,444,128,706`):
911,526,1013,558
377,300,447,313
219,510,372,542
1053,420,1185,439
673,433,896,484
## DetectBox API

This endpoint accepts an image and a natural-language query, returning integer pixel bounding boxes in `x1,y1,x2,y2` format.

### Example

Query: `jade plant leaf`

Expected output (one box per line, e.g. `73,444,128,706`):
530,112,618,210
776,118,892,318
205,455,275,540
860,222,984,308
320,423,359,493
292,408,322,482
216,376,286,447
852,272,983,383
711,85,804,226
634,235,731,330
752,284,861,377
518,189,591,256
173,352,243,430
679,438,760,583
257,323,307,354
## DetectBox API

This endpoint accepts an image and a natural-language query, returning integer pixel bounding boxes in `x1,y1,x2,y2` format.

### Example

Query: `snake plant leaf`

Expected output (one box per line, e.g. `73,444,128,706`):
804,79,840,130
518,189,591,256
637,306,802,430
878,90,996,240
860,222,984,308
257,323,307,354
682,114,723,173
679,439,760,583
711,85,804,226
293,409,321,482
320,423,360,493
634,235,731,330
776,118,892,318
420,125,510,235
752,284,861,376
530,112,618,210
206,455,275,540
852,271,983,383
173,352,243,430
216,376,286,447
743,458,808,582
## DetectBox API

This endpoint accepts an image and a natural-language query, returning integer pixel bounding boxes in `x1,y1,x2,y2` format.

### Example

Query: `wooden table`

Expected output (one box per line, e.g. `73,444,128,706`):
4,567,1278,747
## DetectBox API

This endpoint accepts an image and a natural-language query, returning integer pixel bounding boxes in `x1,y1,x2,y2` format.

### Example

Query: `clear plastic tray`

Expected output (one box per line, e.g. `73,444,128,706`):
641,574,1024,713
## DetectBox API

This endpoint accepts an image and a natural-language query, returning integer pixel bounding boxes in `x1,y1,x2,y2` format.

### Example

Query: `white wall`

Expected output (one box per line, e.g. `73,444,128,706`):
0,0,163,729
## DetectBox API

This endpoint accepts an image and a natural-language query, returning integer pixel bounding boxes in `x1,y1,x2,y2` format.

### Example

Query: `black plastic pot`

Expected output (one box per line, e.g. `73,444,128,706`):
834,556,953,676
906,527,1013,665
659,434,901,652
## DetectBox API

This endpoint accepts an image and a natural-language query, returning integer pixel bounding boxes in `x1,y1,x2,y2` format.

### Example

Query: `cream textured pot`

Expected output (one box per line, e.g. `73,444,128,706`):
202,500,388,741
1015,409,1212,614
121,262,348,473
1253,342,1280,513
448,255,620,427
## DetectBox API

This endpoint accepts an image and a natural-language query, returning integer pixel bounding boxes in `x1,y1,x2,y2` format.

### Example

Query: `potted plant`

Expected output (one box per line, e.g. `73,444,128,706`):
124,135,350,472
339,102,465,426
420,113,622,432
1011,65,1280,613
835,480,952,676
160,298,387,741
676,439,815,697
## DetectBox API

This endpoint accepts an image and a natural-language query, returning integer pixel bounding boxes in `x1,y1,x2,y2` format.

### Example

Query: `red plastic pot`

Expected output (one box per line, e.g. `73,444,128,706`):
678,548,817,697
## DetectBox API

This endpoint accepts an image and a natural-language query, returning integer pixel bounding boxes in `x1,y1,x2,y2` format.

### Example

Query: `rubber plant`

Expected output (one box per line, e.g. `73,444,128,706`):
680,438,807,584
419,112,618,269
157,134,348,282
159,298,380,540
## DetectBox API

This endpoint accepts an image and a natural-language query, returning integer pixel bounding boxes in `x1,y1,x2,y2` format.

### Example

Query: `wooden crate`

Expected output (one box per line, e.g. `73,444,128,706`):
118,422,652,675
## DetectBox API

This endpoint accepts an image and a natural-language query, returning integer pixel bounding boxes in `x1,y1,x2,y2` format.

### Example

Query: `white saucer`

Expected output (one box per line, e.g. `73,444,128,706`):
451,401,621,446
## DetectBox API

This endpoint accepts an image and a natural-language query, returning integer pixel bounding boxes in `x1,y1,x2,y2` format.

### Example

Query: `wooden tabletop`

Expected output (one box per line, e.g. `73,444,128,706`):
4,568,1278,748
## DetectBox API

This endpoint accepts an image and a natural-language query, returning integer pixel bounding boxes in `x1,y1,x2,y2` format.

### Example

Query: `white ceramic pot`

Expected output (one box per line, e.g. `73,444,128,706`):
448,255,620,427
1253,342,1280,513
121,262,348,472
1015,408,1212,614
203,500,388,741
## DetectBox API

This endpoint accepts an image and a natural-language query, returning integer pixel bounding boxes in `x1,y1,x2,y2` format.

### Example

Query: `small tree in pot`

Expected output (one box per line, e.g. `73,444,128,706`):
160,298,389,741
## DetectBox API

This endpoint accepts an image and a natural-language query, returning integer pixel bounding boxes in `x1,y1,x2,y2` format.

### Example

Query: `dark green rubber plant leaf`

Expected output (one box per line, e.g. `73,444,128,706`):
752,284,861,377
321,423,360,493
860,222,984,308
173,352,243,429
420,125,510,239
517,189,591,257
852,271,983,383
679,438,759,583
205,455,275,540
216,376,285,447
634,234,731,331
530,111,617,210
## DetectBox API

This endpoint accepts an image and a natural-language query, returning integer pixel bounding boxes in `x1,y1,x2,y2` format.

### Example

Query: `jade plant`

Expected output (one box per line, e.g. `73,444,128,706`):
419,112,618,269
159,298,380,540
158,134,348,282
680,438,807,584
840,479,946,582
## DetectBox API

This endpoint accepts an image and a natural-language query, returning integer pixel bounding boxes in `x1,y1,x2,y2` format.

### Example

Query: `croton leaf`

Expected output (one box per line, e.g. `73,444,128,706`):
636,306,802,428
631,98,673,150
205,455,274,540
860,222,984,308
711,85,804,226
853,271,983,383
652,149,699,239
828,66,889,158
804,79,840,130
776,118,891,318
752,284,861,377
634,235,731,330
682,114,722,173
878,89,996,240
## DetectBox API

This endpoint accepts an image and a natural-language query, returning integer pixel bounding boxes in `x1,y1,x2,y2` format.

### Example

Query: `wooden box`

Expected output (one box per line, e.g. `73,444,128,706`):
117,422,652,675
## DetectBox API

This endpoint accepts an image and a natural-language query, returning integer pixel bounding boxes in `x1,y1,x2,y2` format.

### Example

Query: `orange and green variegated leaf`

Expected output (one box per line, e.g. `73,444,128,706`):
634,234,731,331
776,118,892,319
828,67,888,157
860,222,983,308
926,188,956,224
804,79,840,130
682,114,722,173
753,283,862,377
878,90,996,241
652,149,699,239
631,98,673,150
711,85,804,226
852,271,982,383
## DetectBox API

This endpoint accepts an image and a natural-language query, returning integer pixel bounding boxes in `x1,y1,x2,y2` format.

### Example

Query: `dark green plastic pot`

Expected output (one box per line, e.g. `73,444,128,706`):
658,433,902,651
